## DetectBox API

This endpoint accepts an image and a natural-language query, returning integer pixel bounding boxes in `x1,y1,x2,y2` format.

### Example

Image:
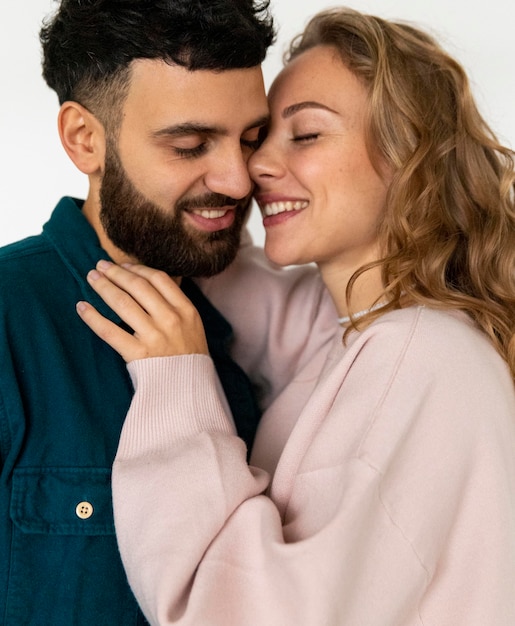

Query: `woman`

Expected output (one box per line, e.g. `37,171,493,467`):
77,7,515,624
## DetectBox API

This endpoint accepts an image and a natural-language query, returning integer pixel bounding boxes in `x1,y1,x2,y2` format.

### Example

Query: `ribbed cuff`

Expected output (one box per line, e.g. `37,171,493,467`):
117,355,235,458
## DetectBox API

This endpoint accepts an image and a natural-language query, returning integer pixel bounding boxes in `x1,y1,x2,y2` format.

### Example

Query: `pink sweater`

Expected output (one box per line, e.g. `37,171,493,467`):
113,247,515,625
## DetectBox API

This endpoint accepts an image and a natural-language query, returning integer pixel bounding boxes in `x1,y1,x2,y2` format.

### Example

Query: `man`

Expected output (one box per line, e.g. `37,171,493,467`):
0,1,275,623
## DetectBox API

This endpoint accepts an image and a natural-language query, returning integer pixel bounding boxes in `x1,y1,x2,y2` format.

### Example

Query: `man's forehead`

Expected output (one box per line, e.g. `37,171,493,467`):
125,58,268,128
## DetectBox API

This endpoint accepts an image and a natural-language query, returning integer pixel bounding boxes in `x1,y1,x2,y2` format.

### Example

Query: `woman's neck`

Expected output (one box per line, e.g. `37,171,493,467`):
319,262,385,321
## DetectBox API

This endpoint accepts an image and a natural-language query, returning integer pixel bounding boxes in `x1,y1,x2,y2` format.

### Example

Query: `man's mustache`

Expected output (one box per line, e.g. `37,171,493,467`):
177,193,242,212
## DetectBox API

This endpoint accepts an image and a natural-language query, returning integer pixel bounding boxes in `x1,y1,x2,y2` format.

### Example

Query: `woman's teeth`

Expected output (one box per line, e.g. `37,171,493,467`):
262,201,308,217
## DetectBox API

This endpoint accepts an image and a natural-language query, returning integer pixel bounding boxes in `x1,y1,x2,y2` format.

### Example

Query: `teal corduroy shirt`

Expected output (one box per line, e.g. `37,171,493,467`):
0,197,260,625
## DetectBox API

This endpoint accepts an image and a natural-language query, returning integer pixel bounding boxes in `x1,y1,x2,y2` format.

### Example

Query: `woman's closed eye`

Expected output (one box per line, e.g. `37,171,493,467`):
292,133,320,144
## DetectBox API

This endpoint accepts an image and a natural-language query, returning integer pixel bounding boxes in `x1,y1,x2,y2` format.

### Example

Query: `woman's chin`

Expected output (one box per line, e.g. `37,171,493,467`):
263,241,307,268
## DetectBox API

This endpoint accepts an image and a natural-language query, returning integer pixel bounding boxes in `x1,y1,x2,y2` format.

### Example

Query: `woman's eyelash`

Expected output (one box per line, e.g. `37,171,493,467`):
293,133,320,143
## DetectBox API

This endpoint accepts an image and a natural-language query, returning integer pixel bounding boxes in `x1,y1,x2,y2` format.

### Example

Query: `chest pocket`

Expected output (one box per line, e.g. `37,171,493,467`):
11,467,114,535
7,467,146,625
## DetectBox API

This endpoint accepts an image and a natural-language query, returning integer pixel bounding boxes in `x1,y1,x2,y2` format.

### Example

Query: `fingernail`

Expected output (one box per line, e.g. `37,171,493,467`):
88,270,101,281
97,260,113,271
76,301,87,313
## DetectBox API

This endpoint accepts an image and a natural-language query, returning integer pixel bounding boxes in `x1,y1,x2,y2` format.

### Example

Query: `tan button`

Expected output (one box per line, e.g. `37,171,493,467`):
76,501,94,520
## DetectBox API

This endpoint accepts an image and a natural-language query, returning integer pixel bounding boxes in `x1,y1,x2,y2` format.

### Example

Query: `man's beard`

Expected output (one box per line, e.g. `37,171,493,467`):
99,142,250,278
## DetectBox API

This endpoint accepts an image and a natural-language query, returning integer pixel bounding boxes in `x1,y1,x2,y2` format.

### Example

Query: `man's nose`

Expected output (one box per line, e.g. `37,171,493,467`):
204,145,253,200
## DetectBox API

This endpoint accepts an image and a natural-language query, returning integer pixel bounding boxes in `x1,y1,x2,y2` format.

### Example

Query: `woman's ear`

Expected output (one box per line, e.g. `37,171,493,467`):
58,102,106,175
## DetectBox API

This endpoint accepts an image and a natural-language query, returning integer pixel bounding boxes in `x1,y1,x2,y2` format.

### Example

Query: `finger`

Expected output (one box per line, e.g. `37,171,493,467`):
87,269,160,335
121,266,209,353
89,262,209,357
76,300,141,362
99,261,194,313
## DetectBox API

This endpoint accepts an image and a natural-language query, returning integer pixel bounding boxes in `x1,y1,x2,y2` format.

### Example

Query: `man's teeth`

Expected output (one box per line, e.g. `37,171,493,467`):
192,209,229,219
262,201,308,217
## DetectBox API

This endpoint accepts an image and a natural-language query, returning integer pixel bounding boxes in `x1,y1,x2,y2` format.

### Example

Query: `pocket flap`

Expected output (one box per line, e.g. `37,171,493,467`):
11,467,115,535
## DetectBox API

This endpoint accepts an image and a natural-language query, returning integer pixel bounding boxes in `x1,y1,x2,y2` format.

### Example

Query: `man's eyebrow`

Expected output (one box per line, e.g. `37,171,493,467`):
152,123,222,138
152,115,269,139
282,101,338,119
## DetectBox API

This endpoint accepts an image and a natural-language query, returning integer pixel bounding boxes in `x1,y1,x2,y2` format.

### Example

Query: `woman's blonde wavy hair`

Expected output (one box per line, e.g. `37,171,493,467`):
287,7,515,379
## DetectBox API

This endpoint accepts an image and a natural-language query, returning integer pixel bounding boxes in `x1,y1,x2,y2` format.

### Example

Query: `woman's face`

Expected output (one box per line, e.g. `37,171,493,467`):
249,45,390,276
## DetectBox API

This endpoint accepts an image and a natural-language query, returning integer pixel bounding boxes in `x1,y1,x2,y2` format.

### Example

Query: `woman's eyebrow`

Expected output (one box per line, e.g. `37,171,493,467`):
282,101,338,119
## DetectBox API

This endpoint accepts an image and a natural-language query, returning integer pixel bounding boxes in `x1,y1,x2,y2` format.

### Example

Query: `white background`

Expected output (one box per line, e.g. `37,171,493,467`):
1,0,513,248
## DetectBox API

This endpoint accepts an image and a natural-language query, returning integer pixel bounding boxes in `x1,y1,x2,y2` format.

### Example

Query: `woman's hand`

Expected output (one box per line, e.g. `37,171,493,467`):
76,261,209,362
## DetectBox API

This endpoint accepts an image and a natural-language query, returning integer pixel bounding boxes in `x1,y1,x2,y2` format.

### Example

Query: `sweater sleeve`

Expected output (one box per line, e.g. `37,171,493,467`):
113,355,278,625
115,355,383,626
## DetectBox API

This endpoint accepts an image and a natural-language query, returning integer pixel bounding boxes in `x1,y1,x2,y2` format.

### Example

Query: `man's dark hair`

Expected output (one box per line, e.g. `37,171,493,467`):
40,0,275,126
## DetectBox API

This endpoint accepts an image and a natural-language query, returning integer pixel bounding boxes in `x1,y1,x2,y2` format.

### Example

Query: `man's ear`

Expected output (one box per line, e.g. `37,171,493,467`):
58,102,106,175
